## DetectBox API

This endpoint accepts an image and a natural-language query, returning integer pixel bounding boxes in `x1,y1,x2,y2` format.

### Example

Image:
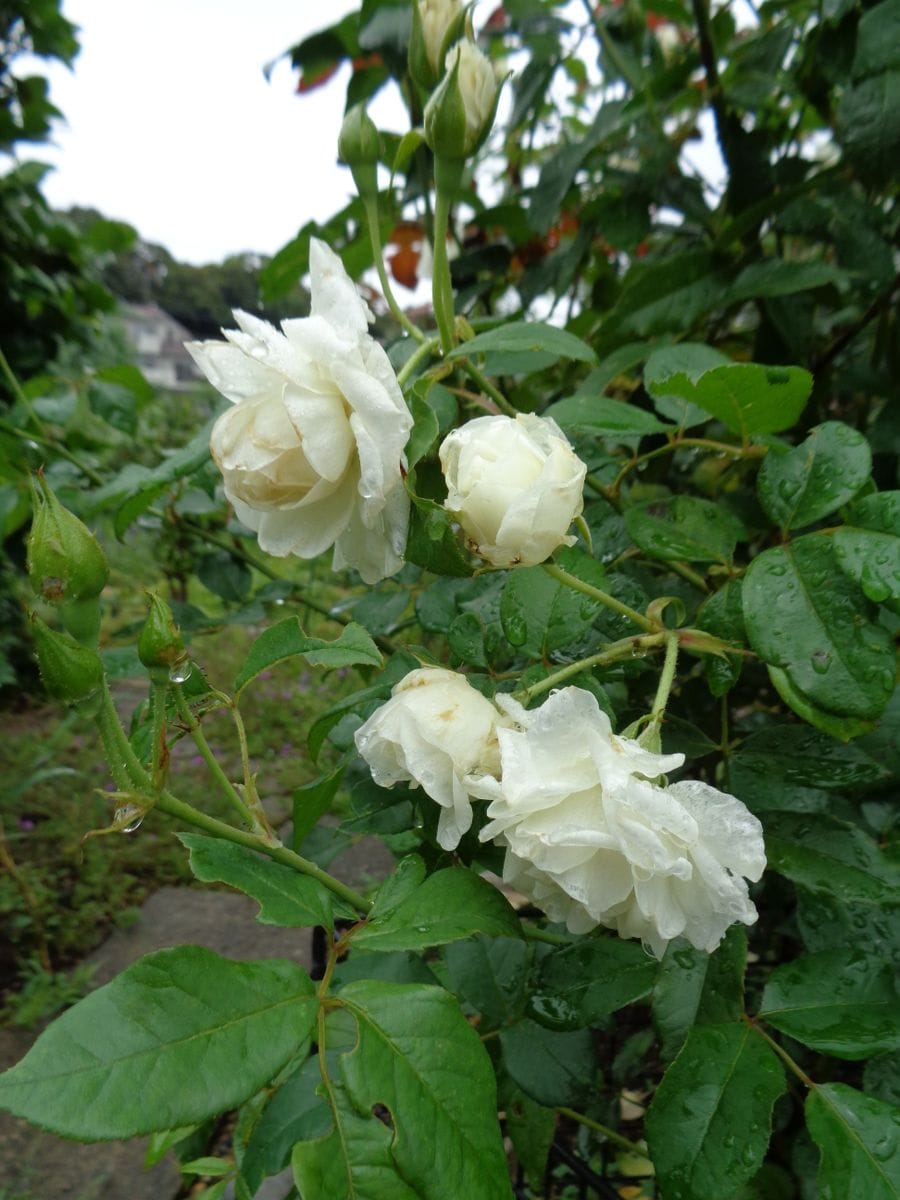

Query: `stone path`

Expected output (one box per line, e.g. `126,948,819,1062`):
0,832,394,1200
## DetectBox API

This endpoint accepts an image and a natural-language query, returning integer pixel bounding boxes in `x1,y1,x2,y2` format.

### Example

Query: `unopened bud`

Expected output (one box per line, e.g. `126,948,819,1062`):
409,0,466,91
338,104,382,197
27,475,108,607
138,593,188,681
31,612,104,705
424,39,499,160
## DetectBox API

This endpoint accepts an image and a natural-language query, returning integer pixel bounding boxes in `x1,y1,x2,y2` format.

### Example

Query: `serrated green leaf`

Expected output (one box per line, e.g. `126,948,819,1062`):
292,767,346,847
535,938,658,1027
180,1156,231,1177
742,535,895,720
602,251,727,340
697,579,746,696
645,362,811,437
730,724,888,793
806,1083,900,1200
406,390,440,470
505,1089,556,1189
351,867,521,951
443,936,528,1029
293,981,513,1200
837,70,900,184
644,343,731,428
500,549,606,657
406,494,473,577
234,618,381,695
766,665,877,740
448,320,596,372
762,812,898,903
500,1020,595,1107
240,1056,330,1196
853,0,900,78
645,1023,786,1200
757,422,872,529
759,948,900,1059
625,494,745,562
0,947,317,1139
177,833,346,926
544,394,674,436
725,260,847,305
652,927,747,1061
834,526,900,613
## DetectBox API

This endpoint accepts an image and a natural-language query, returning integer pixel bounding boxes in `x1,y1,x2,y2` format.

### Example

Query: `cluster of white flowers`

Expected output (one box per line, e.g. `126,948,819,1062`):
355,668,765,957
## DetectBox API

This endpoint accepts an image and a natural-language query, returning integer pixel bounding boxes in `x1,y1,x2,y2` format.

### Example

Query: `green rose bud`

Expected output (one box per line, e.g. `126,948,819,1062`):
409,0,466,91
27,475,109,607
424,39,499,160
338,104,382,198
31,612,104,705
138,593,189,682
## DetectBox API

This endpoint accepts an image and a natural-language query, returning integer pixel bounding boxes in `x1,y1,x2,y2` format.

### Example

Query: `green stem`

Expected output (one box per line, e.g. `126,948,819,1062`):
458,359,517,417
362,195,427,344
150,678,169,788
745,1018,815,1089
396,336,440,389
613,436,766,493
585,471,621,511
432,157,463,354
222,692,276,842
650,633,679,724
543,561,657,632
515,632,667,703
0,345,43,429
98,681,372,914
557,1106,647,1157
172,683,256,829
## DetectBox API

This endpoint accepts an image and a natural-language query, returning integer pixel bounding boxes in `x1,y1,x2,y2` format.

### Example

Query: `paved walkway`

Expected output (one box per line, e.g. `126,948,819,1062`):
0,832,394,1200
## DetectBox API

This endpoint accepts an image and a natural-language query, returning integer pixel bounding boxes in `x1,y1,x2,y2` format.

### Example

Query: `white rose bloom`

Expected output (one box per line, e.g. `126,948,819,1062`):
439,413,586,567
473,688,766,957
445,40,497,152
419,0,463,75
185,239,412,585
354,667,503,851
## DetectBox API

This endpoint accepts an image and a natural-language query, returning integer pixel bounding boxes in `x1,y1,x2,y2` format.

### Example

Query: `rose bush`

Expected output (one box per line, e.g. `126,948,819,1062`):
186,238,412,584
473,688,766,957
439,412,586,567
354,666,504,850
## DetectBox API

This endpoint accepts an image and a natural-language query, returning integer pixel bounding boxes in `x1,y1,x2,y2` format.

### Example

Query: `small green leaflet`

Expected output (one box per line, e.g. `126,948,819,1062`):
757,421,872,529
178,833,352,925
233,617,381,695
448,320,596,374
350,867,521,952
806,1083,900,1200
645,1023,786,1200
645,362,811,438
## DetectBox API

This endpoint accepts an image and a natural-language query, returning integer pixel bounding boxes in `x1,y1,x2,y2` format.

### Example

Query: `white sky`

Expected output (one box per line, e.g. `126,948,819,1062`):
32,0,384,264
23,1,726,271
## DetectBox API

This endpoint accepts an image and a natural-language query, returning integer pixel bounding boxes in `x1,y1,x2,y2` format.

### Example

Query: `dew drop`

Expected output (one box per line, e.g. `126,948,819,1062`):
169,660,193,684
114,805,143,834
811,649,831,675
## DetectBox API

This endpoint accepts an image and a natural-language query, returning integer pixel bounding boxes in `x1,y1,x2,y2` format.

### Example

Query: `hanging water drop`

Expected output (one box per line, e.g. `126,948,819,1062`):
169,660,193,684
114,804,143,833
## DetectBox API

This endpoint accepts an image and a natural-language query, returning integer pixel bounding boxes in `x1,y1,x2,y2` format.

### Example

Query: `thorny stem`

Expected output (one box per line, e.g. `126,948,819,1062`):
543,561,657,632
515,633,668,703
432,157,463,355
172,682,256,829
149,679,169,789
745,1017,816,1090
96,680,372,914
458,359,518,417
612,436,767,494
650,634,680,725
217,690,277,841
556,1106,647,1158
362,195,428,344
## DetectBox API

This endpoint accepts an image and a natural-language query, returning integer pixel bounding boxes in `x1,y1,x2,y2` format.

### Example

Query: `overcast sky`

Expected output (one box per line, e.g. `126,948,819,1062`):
35,0,390,264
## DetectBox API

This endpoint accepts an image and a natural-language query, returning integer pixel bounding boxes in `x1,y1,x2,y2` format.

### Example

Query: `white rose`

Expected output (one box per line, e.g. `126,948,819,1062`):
185,239,412,585
354,667,503,851
419,0,463,75
473,687,765,957
439,413,587,567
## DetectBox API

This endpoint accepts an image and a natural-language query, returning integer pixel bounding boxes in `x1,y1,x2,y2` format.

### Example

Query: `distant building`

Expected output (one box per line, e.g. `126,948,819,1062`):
119,303,204,390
